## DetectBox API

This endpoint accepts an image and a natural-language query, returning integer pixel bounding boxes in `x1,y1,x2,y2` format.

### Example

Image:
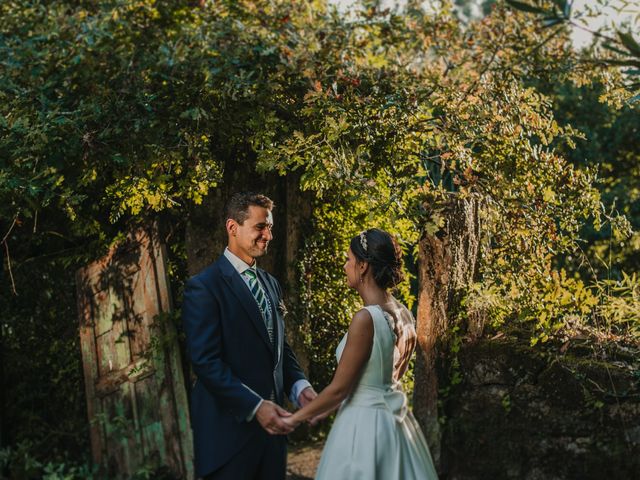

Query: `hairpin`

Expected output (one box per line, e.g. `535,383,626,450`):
359,231,368,252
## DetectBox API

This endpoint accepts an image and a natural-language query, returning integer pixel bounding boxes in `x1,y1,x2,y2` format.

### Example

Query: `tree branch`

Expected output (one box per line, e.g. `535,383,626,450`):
3,241,17,296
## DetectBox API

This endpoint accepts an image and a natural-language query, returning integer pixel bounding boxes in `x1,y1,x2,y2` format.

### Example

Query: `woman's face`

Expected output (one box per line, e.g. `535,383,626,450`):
343,248,359,288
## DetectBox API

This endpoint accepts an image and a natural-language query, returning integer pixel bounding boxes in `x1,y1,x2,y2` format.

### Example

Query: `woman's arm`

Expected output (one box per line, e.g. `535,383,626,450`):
285,308,374,425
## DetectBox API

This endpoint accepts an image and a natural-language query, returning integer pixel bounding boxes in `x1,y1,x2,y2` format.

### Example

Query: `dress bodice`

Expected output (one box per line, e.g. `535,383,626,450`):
336,304,397,389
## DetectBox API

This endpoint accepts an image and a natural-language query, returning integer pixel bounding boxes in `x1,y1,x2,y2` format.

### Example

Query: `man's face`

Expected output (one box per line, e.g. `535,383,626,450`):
227,205,274,264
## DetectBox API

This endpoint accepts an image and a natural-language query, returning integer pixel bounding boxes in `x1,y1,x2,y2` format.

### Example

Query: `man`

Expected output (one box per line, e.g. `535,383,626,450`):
182,192,316,479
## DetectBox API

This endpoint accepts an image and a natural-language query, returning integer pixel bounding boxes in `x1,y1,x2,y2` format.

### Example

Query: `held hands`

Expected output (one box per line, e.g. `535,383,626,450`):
281,414,302,431
255,401,294,435
256,387,327,435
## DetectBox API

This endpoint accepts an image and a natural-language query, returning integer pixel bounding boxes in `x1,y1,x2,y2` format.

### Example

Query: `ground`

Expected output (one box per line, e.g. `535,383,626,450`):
286,441,323,479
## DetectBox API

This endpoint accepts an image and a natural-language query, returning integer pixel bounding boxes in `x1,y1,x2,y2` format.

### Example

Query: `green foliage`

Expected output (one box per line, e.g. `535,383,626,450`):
0,0,224,232
594,272,640,338
505,0,640,93
548,80,639,279
0,440,175,480
500,393,512,413
1,0,630,343
526,269,599,345
0,251,89,458
463,282,514,329
0,441,96,480
248,1,627,349
465,265,640,344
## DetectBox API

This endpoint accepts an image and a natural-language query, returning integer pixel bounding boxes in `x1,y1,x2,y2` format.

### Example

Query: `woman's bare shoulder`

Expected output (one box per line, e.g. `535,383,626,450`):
350,307,374,329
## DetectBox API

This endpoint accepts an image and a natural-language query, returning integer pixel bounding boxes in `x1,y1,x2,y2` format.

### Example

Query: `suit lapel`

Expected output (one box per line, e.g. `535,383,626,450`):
217,256,274,355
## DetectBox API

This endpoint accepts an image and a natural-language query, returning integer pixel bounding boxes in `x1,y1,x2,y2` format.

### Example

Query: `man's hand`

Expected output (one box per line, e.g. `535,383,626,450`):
297,386,317,407
255,401,294,435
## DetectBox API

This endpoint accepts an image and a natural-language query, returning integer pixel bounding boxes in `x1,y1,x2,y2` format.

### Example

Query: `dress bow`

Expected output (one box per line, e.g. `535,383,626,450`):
383,385,408,423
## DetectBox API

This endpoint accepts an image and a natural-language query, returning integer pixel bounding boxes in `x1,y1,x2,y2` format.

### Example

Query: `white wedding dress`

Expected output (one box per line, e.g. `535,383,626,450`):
315,305,438,480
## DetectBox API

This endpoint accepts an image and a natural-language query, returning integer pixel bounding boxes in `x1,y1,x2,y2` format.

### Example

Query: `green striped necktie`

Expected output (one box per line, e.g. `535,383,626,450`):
243,269,274,344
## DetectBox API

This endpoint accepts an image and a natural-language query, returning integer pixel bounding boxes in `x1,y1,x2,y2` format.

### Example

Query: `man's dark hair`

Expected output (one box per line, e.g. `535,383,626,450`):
224,192,274,225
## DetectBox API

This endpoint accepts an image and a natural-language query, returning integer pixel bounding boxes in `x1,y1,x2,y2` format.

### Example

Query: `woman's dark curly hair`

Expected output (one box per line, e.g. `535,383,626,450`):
350,228,404,290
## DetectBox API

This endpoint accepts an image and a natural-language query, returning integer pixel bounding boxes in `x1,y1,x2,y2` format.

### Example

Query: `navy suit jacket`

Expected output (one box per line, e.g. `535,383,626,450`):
182,254,307,477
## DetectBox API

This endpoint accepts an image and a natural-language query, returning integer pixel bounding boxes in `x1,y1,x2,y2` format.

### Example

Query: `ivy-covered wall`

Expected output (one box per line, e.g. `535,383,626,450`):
443,337,640,479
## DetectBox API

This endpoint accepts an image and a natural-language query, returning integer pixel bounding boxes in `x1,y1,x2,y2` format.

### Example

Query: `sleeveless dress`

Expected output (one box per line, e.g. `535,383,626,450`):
315,305,438,480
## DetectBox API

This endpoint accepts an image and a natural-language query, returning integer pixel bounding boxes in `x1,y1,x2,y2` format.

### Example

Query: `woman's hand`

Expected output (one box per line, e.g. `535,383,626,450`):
281,415,302,431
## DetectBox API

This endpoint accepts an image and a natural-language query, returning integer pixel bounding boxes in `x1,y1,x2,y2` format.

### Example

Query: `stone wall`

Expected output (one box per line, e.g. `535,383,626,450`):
441,338,640,479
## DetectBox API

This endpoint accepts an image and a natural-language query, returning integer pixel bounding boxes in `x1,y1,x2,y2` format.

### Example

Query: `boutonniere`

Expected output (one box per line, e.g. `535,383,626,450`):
278,300,288,317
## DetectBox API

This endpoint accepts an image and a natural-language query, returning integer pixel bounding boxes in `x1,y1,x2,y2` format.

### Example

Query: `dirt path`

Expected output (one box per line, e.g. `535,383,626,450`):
286,441,324,479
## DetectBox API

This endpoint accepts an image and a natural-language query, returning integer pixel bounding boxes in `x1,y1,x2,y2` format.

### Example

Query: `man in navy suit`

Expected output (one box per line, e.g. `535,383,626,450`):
182,192,316,479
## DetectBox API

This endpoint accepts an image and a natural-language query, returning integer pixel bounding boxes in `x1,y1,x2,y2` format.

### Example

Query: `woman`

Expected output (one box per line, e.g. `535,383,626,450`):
283,228,438,479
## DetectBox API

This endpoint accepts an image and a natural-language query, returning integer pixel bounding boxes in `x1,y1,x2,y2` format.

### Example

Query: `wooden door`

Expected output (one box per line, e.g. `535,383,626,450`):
76,226,193,479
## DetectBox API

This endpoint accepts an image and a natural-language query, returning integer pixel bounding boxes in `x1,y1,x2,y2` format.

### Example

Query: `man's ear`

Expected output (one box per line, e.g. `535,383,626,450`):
226,218,237,236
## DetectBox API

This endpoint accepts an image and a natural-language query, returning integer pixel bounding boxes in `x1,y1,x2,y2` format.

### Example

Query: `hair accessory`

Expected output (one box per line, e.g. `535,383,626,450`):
359,231,368,252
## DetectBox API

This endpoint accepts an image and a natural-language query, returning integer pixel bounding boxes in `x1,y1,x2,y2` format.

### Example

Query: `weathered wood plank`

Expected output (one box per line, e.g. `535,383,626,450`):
77,224,193,478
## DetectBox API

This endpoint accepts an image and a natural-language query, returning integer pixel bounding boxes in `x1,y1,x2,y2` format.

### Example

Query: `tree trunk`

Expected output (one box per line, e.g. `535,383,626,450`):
413,194,483,470
280,173,313,374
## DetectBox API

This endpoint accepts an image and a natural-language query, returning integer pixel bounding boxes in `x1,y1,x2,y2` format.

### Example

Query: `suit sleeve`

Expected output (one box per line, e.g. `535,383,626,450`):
283,340,309,400
272,278,308,395
182,275,261,421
